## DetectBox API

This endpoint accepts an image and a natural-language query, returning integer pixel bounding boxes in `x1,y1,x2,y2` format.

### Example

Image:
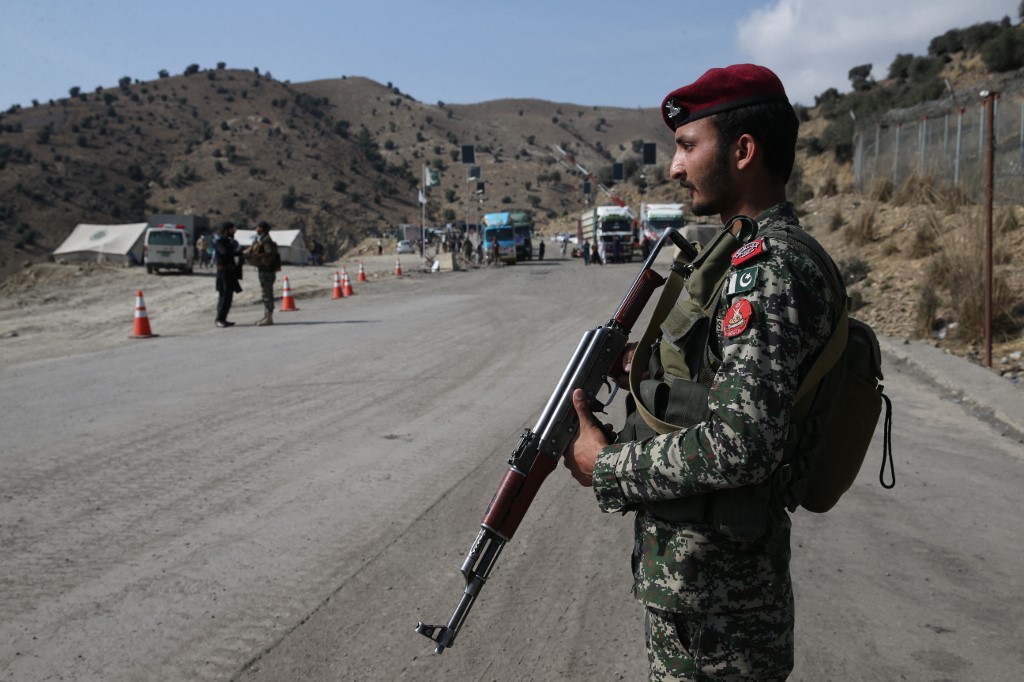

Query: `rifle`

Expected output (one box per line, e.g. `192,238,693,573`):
415,228,697,654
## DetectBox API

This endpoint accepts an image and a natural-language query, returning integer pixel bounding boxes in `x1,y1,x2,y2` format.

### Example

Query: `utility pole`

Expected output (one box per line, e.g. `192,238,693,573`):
981,90,997,368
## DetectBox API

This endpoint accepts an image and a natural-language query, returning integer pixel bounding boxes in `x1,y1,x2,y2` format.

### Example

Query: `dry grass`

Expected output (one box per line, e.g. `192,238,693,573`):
937,183,975,214
893,175,935,206
869,178,893,202
891,174,976,214
915,281,940,338
995,207,1019,235
828,210,844,233
925,230,1021,344
880,239,900,256
905,210,943,259
845,202,877,246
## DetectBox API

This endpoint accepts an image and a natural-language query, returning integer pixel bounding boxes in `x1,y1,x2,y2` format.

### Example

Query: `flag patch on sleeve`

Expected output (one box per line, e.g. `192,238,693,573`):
727,266,760,297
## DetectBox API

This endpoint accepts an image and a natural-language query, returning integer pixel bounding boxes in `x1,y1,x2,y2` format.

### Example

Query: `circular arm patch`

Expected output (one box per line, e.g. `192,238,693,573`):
723,298,753,338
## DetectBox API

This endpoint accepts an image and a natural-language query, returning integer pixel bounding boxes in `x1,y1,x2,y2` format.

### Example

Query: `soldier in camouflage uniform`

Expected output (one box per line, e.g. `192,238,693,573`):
245,220,280,326
563,64,841,680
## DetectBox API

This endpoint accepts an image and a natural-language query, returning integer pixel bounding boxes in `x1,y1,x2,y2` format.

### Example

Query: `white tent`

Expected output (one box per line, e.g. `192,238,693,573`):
233,229,308,265
53,223,148,265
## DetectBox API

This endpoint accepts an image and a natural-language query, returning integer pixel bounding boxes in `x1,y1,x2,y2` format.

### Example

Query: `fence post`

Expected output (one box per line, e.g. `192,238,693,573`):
919,116,927,175
954,108,964,185
854,131,864,191
892,122,902,186
978,101,985,157
943,113,949,158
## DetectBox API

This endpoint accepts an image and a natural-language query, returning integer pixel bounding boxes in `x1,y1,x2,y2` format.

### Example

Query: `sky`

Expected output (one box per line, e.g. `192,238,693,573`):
1,0,1020,113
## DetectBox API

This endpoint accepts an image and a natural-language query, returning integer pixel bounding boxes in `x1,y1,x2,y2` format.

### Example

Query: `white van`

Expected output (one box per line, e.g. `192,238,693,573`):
144,225,194,274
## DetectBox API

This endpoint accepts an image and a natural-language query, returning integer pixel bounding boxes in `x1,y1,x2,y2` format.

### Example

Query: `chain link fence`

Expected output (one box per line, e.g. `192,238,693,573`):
853,84,1024,203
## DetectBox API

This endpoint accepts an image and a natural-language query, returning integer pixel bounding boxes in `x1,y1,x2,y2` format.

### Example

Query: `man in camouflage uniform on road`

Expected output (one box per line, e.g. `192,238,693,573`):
246,220,280,326
564,64,841,680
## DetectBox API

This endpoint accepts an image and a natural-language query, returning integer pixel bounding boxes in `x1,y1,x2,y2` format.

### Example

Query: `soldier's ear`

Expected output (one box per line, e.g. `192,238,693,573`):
735,133,757,171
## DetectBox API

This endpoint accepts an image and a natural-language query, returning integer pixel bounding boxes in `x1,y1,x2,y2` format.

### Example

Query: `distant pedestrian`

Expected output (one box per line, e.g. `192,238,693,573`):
538,240,545,261
377,238,383,255
582,239,591,265
196,233,211,269
592,241,602,265
561,238,568,256
213,222,242,328
244,220,280,326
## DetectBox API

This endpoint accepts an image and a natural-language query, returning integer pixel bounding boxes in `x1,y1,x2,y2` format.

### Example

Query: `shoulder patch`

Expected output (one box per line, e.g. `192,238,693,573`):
722,298,754,338
727,266,760,297
731,238,767,266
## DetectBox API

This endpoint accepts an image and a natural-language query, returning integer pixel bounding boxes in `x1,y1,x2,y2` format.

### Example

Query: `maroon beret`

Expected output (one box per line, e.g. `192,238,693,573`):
661,64,789,130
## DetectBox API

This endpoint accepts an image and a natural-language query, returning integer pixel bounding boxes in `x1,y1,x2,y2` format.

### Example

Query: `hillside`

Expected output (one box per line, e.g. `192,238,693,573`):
0,69,673,282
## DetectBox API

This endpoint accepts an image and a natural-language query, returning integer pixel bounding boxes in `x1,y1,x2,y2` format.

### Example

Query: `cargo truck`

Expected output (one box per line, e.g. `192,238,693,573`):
579,205,636,262
640,203,718,248
481,212,517,264
508,209,534,261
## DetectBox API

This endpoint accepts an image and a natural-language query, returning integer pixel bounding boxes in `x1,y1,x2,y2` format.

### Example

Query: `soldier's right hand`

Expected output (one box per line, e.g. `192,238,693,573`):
613,342,639,390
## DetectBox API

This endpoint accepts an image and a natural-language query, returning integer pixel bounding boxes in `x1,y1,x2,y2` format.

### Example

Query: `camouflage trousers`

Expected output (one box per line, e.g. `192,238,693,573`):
257,270,276,314
645,602,793,681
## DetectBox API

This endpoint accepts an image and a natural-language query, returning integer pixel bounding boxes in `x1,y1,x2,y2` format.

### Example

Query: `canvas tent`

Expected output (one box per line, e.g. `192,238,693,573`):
232,229,308,265
53,223,148,265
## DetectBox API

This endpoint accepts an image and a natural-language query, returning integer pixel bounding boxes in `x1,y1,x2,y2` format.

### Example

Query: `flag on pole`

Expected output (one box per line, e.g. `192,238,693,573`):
425,167,440,187
418,188,426,204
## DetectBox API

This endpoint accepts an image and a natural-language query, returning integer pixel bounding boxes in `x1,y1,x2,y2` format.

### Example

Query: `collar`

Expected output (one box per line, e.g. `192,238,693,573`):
753,202,800,231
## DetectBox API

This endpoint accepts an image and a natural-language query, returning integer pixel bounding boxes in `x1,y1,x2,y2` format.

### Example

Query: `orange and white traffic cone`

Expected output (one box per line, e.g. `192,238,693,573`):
342,268,355,297
394,258,403,277
331,271,343,299
129,290,158,339
357,261,367,282
280,275,299,311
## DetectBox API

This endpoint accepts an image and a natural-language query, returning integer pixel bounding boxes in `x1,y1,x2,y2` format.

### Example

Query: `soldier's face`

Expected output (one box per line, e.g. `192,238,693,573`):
670,117,732,217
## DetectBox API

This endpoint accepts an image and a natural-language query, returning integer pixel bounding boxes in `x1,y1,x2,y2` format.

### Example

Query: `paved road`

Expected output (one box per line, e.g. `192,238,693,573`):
1,253,1021,681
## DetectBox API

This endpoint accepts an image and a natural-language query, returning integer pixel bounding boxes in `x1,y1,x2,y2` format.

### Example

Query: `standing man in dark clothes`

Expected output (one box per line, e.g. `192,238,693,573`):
213,221,242,328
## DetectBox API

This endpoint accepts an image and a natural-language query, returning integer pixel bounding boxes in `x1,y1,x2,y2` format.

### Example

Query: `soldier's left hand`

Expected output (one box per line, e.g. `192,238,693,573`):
563,388,612,487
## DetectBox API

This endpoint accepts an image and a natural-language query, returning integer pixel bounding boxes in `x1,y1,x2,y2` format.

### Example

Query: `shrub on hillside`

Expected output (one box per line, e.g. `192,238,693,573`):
838,256,871,285
980,27,1024,72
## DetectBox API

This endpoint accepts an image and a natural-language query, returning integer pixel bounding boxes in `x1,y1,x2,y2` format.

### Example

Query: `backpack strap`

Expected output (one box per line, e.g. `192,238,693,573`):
794,307,848,405
764,228,849,404
628,248,697,435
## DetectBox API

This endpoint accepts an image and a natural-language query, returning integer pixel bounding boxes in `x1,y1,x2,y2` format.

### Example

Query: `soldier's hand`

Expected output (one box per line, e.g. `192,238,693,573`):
563,389,612,487
613,342,639,390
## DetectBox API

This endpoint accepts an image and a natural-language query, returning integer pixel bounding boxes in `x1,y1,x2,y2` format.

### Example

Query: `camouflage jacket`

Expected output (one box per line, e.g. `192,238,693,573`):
591,202,839,613
250,233,279,272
